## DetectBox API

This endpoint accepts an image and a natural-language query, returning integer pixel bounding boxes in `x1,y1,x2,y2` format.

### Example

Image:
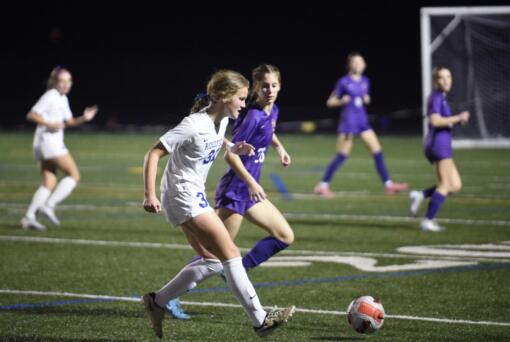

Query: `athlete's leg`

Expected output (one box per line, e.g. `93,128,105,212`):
315,134,352,197
241,200,294,270
156,212,267,327
361,129,408,194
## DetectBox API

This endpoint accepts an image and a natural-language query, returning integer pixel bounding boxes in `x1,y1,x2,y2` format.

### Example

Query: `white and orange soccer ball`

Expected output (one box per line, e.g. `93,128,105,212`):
346,296,385,334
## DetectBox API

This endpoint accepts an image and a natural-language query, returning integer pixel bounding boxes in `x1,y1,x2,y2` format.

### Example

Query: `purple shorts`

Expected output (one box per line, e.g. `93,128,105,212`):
215,196,257,216
424,146,453,164
337,113,371,135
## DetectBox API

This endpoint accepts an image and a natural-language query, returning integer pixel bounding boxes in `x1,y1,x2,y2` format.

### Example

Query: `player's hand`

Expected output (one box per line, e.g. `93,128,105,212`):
341,95,351,104
363,94,371,104
278,148,291,168
46,122,65,130
459,111,470,125
83,105,98,122
143,195,161,213
248,182,266,202
231,141,255,156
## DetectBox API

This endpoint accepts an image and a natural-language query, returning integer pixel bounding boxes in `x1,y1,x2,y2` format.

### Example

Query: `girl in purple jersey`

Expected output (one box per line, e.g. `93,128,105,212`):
409,67,469,232
314,52,408,197
215,64,295,271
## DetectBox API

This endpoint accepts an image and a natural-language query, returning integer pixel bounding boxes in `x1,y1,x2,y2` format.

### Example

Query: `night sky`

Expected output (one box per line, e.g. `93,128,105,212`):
0,1,505,129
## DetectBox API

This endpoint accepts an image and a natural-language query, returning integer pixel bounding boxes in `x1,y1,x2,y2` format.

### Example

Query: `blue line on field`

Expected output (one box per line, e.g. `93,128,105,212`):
1,263,508,310
0,298,112,310
270,173,292,200
190,262,510,293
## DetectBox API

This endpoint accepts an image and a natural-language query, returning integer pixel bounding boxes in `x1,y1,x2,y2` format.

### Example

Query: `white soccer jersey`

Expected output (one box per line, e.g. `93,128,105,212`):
31,89,73,160
159,110,229,193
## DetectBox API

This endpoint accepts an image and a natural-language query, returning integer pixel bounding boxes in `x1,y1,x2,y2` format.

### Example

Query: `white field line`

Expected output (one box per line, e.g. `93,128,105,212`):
283,212,510,227
2,202,509,227
1,235,509,263
1,289,510,327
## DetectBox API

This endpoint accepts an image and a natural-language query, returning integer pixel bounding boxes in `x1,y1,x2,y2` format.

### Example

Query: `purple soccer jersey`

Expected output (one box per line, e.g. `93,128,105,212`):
424,90,453,163
333,75,371,134
215,104,279,213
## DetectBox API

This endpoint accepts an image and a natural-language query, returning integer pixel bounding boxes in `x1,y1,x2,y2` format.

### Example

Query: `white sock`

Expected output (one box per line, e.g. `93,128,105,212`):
45,177,77,208
384,180,393,187
320,181,329,188
223,257,266,327
155,258,222,307
26,186,51,219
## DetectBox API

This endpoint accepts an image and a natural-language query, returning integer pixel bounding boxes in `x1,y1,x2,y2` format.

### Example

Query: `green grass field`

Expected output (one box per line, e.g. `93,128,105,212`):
1,132,509,341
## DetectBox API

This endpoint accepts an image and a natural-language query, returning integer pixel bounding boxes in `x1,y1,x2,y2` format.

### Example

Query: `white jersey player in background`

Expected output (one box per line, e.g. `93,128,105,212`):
21,67,98,230
141,70,295,338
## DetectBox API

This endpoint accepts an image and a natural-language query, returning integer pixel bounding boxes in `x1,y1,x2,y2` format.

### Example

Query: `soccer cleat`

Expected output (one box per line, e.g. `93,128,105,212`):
384,182,409,195
254,305,295,337
420,219,445,232
21,216,46,231
409,190,424,216
39,205,61,226
142,292,165,338
313,183,335,198
166,298,191,320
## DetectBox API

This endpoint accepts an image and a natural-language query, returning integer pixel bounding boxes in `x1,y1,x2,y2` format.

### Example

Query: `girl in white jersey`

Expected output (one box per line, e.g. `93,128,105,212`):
21,67,98,231
141,70,295,338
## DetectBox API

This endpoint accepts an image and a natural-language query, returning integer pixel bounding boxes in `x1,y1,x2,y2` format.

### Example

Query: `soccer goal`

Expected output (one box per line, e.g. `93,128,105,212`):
421,6,510,148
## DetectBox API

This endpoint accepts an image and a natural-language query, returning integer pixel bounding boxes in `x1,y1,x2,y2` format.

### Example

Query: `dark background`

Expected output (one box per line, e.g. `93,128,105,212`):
0,1,504,131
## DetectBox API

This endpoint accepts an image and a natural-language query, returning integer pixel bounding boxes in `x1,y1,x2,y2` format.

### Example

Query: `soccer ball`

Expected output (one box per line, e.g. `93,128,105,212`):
346,296,385,334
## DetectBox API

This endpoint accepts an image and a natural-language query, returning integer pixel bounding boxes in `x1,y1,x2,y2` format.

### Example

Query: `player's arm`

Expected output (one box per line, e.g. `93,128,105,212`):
271,133,291,168
26,111,64,130
430,111,470,128
224,147,266,202
65,105,98,127
143,141,168,213
327,91,351,108
222,138,255,156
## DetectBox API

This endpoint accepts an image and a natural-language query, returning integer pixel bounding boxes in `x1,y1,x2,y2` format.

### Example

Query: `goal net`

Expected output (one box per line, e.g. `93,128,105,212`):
421,6,510,148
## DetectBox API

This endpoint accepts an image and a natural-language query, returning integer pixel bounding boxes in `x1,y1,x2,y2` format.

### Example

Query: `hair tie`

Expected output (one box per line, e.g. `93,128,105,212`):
194,92,209,101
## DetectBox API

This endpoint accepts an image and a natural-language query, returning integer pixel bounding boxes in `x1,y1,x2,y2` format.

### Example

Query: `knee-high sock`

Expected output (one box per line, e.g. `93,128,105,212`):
25,186,51,218
243,236,289,270
322,153,348,183
373,152,391,185
223,257,266,327
155,258,222,307
425,191,446,220
422,186,437,198
45,177,77,208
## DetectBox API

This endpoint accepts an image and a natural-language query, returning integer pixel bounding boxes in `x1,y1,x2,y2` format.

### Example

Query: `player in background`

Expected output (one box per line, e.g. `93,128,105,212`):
141,70,295,338
409,67,469,232
314,52,408,197
21,66,98,231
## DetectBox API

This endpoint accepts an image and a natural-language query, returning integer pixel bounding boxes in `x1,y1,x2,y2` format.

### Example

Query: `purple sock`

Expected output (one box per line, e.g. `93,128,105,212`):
425,191,446,219
423,186,437,198
322,153,348,183
373,152,390,184
242,236,289,270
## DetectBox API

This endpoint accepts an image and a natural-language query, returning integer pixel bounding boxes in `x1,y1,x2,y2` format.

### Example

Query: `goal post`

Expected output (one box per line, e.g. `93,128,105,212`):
420,6,510,148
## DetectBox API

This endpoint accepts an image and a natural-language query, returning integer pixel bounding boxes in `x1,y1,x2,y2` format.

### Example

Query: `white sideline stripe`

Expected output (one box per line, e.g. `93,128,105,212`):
284,212,510,227
2,235,510,262
1,289,510,327
2,202,509,227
